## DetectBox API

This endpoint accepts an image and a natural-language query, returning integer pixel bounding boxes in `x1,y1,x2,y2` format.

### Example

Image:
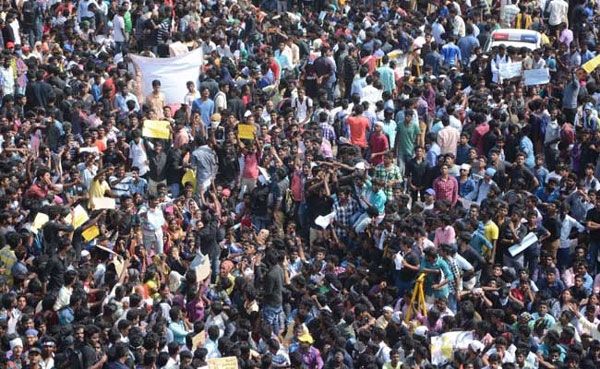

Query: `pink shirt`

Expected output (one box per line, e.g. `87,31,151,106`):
434,226,456,247
242,151,259,179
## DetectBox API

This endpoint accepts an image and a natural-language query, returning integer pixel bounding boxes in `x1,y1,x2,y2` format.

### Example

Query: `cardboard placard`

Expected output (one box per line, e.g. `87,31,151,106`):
207,357,238,369
237,124,255,140
142,120,171,139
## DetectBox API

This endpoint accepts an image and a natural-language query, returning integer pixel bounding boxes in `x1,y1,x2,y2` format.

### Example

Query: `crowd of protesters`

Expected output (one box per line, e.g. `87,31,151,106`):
5,0,600,369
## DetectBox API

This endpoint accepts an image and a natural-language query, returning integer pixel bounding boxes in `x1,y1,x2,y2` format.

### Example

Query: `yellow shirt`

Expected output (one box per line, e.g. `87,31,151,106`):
484,220,499,243
89,179,111,202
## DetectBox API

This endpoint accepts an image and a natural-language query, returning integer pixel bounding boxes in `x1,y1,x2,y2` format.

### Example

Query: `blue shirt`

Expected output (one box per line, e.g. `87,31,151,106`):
457,177,476,197
457,35,480,66
191,98,215,129
519,136,535,169
456,143,471,165
441,43,462,67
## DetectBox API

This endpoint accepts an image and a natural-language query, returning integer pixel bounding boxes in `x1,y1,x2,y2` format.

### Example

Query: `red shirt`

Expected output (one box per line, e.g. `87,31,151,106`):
433,175,459,206
269,60,280,81
347,116,370,148
369,132,389,165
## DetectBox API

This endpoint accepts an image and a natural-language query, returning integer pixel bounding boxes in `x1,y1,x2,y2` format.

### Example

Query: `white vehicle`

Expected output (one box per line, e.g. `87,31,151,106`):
484,29,543,52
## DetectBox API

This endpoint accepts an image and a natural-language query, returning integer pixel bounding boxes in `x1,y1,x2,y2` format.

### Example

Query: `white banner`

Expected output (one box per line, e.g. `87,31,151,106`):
523,68,550,86
431,331,474,365
129,48,204,105
499,61,522,79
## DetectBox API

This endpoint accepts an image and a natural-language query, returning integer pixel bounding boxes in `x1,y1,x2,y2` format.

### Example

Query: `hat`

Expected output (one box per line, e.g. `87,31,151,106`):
414,326,429,337
485,168,497,177
391,311,403,324
22,45,30,52
520,312,533,321
425,188,436,196
354,162,366,170
25,329,39,337
383,306,394,313
468,340,485,353
28,347,42,355
10,338,23,350
460,163,471,172
81,250,90,259
222,188,231,197
297,332,314,344
210,113,221,122
585,103,594,111
375,121,384,128
6,42,14,49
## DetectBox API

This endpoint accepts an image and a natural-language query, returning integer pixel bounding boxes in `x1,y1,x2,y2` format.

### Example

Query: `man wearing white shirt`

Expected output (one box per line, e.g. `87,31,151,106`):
548,0,569,35
112,7,127,55
77,0,98,23
450,7,465,38
361,76,383,113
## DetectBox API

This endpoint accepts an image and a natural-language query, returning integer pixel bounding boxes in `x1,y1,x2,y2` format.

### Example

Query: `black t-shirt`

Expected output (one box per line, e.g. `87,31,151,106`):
586,207,600,238
397,251,419,282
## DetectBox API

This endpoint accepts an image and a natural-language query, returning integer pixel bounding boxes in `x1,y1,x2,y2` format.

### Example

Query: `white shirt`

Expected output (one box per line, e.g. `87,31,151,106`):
113,15,126,42
0,66,15,96
559,213,585,249
548,0,569,26
292,96,313,123
129,140,149,176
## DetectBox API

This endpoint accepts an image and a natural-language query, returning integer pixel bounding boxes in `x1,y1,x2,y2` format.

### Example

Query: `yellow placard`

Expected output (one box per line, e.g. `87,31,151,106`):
82,225,100,241
207,357,238,369
142,120,171,139
91,197,116,210
72,205,89,229
583,55,600,74
32,213,49,232
191,331,206,351
237,124,255,140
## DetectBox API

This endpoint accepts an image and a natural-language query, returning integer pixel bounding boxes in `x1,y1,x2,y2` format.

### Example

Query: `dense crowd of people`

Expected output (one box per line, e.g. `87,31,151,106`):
4,0,600,368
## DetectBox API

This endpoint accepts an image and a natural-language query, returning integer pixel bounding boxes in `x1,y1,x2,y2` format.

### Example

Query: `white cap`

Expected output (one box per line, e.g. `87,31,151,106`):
81,250,90,258
460,163,472,172
469,340,485,353
383,306,394,313
354,162,366,170
10,338,23,350
414,326,429,337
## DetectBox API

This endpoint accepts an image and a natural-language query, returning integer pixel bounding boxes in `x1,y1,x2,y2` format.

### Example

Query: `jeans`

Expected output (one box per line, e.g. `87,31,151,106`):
263,305,284,335
524,245,540,276
169,183,181,198
393,276,415,298
556,247,571,272
252,214,271,232
589,239,600,275
448,292,458,313
115,41,128,55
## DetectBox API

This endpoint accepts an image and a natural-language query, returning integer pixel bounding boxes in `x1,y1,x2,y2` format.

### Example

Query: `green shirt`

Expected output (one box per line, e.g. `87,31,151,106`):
396,122,421,157
124,11,132,34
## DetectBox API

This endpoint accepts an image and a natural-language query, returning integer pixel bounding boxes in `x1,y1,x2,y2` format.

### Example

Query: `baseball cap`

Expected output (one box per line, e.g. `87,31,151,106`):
485,168,497,177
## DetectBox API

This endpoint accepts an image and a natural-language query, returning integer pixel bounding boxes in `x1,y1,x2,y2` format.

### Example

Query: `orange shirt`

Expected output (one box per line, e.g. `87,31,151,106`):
347,115,370,148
